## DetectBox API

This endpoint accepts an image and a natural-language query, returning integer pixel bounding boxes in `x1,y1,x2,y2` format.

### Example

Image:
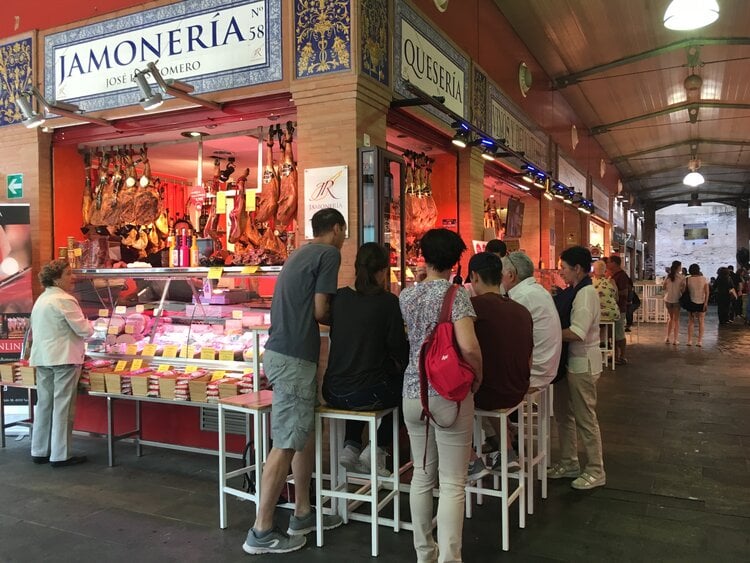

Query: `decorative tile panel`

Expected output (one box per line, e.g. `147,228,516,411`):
0,38,33,127
471,66,487,132
295,0,351,78
360,0,388,85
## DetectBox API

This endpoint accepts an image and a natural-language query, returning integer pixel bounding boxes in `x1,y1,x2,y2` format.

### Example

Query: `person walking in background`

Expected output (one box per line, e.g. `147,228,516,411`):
485,239,507,258
592,260,620,323
728,265,742,320
30,259,93,467
714,267,736,326
322,243,409,476
549,246,605,490
684,263,709,346
606,256,631,365
663,260,686,345
399,228,482,563
244,208,346,555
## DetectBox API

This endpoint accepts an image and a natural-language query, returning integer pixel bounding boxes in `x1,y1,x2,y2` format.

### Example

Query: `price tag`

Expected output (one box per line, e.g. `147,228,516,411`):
163,345,179,358
124,325,135,334
212,370,226,380
390,269,398,283
208,267,223,280
200,347,216,360
135,305,145,313
74,248,83,257
185,365,198,373
142,344,157,357
114,360,128,372
180,345,196,358
115,306,127,315
232,310,243,320
246,188,256,211
242,265,259,274
107,326,120,335
404,267,414,280
216,190,227,214
243,368,253,376
125,344,138,356
130,358,143,370
157,364,171,373
218,350,235,362
98,309,110,317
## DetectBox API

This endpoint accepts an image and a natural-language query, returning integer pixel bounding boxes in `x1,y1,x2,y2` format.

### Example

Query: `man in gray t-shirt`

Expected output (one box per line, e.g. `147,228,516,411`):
244,208,346,556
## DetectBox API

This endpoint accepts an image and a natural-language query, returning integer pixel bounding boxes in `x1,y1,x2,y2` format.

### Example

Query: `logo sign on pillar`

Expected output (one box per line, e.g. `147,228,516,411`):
43,0,282,112
6,174,23,199
303,166,348,240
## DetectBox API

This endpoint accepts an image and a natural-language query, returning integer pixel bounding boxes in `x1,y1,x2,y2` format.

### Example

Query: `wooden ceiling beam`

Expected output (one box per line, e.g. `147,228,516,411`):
612,139,750,163
623,162,750,181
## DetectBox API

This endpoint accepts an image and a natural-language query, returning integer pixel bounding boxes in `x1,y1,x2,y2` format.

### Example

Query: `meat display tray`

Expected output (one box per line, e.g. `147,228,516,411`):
195,289,251,305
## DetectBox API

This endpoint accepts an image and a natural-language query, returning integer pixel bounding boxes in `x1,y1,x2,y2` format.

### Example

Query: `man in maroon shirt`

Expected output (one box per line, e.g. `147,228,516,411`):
468,252,533,471
607,256,631,365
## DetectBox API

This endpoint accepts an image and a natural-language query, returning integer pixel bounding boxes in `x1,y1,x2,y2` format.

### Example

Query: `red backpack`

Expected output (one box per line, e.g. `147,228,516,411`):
418,284,475,436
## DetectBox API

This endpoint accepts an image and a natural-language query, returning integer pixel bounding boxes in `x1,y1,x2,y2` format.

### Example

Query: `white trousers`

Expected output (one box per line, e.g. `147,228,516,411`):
31,364,81,462
404,394,474,563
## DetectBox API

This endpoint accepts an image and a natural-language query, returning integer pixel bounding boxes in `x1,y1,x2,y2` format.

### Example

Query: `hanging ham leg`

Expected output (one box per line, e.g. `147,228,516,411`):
228,168,250,244
203,158,221,239
275,121,298,227
256,127,279,223
82,151,93,226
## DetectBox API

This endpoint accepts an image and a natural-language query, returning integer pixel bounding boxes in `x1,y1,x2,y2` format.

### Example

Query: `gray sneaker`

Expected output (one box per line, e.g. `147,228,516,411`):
242,527,306,555
490,450,521,473
467,457,491,481
287,509,343,536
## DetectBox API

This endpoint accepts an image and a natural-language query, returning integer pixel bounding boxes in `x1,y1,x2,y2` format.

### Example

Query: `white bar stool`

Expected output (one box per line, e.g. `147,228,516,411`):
217,390,273,529
314,406,402,557
465,403,526,551
599,321,616,370
523,386,549,515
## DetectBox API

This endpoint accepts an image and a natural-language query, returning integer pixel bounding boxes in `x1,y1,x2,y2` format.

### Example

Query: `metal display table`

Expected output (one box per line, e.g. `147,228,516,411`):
0,382,35,448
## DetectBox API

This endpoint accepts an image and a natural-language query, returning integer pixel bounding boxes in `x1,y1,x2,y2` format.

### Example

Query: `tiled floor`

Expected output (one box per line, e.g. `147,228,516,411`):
1,311,749,562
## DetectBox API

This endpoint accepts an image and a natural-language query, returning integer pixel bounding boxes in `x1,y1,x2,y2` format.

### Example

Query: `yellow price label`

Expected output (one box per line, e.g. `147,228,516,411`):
180,345,196,358
73,247,82,257
98,309,110,317
246,188,256,211
130,359,143,370
114,360,128,372
185,365,198,373
124,325,135,334
232,309,243,320
135,304,145,313
157,364,172,372
211,370,226,380
218,350,235,362
125,344,138,356
107,326,120,335
390,269,398,283
243,368,253,376
142,344,157,357
200,347,216,360
242,265,259,274
162,345,178,358
216,190,227,214
404,267,414,280
115,306,127,315
208,267,223,280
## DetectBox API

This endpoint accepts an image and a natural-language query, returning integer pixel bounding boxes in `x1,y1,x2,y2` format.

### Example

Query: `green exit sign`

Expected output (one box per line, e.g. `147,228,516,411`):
7,173,23,199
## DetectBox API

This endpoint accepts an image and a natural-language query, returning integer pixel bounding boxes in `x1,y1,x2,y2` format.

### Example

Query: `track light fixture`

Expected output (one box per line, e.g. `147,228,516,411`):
451,121,470,148
543,187,554,201
16,92,45,128
134,62,224,112
563,188,574,204
134,69,164,110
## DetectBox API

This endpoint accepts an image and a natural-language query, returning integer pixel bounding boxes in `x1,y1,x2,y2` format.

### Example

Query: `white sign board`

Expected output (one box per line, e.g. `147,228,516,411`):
400,19,465,117
303,166,349,240
490,99,547,168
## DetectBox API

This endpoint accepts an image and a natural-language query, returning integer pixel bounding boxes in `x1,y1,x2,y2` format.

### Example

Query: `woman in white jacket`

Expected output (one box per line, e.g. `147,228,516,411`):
30,259,93,467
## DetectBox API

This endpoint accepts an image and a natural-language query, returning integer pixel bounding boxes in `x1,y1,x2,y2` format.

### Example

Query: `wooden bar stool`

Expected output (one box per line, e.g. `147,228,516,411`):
524,386,549,515
599,321,616,370
314,406,402,557
465,403,526,551
217,391,273,529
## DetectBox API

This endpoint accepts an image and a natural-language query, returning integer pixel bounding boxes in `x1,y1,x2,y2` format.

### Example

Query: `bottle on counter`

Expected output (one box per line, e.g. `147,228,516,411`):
190,233,200,267
178,228,190,267
167,230,176,268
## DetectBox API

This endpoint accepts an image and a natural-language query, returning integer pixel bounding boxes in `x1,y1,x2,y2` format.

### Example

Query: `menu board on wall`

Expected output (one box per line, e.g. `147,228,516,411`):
44,0,282,111
0,204,32,361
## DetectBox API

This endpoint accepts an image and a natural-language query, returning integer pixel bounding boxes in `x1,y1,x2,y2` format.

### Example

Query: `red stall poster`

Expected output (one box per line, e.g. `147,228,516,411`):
0,204,32,361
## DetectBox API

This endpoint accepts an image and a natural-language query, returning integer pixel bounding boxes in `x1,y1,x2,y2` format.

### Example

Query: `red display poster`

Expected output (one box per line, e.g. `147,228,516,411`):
0,204,32,361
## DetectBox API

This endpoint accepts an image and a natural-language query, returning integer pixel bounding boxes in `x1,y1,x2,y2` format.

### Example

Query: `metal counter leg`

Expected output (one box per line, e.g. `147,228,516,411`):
218,404,227,529
135,400,142,457
0,384,6,448
107,396,115,467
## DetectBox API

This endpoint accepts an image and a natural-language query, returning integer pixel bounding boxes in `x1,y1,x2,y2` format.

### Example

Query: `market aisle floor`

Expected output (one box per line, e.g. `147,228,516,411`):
1,311,749,562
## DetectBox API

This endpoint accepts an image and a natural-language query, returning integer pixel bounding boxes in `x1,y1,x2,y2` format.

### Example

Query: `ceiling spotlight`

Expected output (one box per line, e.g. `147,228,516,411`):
663,0,719,30
683,157,704,187
543,188,554,201
16,93,46,128
553,183,566,199
480,139,496,161
563,189,574,204
451,121,470,148
181,131,204,138
134,69,163,110
533,174,546,189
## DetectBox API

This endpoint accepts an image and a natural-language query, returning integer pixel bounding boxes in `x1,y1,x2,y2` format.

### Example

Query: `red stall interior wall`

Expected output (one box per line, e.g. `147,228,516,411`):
430,154,458,233
53,145,85,252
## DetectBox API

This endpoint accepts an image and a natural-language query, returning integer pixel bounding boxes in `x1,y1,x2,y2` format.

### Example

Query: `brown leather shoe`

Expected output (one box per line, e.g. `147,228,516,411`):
32,456,49,464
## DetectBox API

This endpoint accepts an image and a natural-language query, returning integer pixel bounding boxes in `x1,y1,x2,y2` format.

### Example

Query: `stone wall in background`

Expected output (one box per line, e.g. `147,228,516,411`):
655,203,736,280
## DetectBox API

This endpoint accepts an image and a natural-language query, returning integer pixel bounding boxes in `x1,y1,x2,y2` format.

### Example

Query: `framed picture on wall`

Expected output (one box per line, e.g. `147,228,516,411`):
505,198,524,238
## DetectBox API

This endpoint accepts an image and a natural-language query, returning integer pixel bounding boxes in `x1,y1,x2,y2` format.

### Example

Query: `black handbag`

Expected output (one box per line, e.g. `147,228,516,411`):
679,283,693,310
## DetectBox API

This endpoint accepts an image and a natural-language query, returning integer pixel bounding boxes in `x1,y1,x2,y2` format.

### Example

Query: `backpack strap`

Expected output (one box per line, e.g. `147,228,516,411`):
438,284,458,324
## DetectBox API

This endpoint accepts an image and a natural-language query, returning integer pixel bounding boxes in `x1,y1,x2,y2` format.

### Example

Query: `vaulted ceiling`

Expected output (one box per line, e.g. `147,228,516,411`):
496,0,750,208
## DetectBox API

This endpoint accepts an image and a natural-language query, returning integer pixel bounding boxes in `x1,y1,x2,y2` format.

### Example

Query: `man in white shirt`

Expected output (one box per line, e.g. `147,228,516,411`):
501,252,562,389
550,246,605,490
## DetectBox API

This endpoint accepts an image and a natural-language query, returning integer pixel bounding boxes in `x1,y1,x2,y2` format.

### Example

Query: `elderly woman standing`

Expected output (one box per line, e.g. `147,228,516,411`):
400,229,482,563
30,259,93,467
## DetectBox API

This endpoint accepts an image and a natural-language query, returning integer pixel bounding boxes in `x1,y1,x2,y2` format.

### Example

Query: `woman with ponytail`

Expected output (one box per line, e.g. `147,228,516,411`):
663,260,686,344
322,243,409,475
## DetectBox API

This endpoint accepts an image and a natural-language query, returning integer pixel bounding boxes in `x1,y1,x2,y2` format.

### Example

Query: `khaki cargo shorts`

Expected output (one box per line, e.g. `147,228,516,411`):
264,349,318,451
